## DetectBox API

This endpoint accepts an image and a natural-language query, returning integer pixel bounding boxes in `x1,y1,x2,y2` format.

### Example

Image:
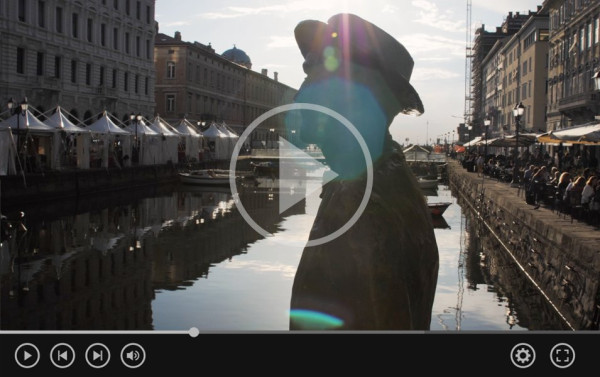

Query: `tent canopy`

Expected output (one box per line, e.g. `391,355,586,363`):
149,116,180,136
44,107,87,133
86,111,130,135
0,109,57,133
174,119,201,137
537,122,600,145
124,119,158,136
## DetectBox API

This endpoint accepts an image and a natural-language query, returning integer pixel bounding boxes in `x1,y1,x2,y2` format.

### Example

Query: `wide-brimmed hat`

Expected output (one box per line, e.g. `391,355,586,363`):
294,13,424,116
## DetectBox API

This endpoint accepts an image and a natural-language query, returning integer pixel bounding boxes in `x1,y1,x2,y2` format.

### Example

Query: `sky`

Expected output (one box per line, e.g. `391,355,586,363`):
155,0,545,146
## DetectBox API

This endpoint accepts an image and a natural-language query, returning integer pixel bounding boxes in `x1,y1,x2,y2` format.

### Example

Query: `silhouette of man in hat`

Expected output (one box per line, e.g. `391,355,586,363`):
288,13,439,330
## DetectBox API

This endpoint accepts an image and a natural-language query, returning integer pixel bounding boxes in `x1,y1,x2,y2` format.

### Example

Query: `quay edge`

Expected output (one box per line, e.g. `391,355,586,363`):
447,159,600,330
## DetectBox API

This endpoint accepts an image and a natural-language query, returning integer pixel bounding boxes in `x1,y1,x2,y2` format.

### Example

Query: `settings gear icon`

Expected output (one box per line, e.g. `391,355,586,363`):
515,348,531,363
511,343,536,368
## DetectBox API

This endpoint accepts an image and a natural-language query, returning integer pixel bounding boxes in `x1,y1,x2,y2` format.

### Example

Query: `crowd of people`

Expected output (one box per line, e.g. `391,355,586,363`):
458,147,600,225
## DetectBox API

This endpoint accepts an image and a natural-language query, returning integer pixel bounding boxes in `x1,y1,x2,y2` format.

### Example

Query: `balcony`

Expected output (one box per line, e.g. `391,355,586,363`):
95,87,119,99
558,91,599,121
33,76,61,92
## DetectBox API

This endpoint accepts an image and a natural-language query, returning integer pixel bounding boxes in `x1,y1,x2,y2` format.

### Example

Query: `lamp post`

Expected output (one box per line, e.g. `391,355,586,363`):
7,97,28,170
130,112,142,164
484,117,491,159
512,102,525,185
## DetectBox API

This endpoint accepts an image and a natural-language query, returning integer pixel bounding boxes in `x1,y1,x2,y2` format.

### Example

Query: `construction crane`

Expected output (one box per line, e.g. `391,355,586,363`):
464,0,473,127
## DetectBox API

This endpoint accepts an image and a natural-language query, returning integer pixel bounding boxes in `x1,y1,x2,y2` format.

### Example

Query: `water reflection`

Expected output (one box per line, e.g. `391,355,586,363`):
1,178,571,331
0,177,306,330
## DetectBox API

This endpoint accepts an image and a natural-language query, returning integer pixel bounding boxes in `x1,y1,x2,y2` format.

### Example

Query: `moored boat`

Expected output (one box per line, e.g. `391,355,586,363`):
418,177,439,189
179,170,231,186
428,202,451,217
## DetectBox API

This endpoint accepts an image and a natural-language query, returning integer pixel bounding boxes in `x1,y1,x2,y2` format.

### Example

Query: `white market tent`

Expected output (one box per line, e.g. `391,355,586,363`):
0,109,59,171
203,122,230,160
148,116,181,164
218,122,240,159
85,111,132,168
0,129,17,175
124,118,161,165
44,106,90,170
174,119,202,162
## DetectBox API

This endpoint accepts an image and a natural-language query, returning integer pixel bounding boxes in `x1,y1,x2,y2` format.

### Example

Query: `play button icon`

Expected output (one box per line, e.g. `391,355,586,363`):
15,343,40,369
230,103,373,247
85,343,111,368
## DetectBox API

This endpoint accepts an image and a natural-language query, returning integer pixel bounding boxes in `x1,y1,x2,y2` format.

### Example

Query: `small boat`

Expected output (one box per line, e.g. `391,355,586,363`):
418,177,439,189
428,202,451,217
179,169,231,186
251,161,279,176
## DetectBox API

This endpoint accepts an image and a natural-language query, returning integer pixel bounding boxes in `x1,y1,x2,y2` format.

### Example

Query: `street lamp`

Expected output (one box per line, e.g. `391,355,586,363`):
130,112,142,164
484,117,491,159
7,97,28,170
512,102,525,185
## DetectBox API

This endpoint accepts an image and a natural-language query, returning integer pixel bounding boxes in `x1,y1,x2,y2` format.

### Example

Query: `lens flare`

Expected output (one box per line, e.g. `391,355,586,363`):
289,309,344,330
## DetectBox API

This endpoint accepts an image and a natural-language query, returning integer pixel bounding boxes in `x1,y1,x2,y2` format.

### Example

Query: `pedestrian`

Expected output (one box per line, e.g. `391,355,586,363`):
289,13,439,330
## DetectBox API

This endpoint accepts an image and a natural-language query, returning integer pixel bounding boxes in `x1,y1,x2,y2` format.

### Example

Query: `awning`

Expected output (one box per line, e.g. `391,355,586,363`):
537,122,600,145
463,136,482,147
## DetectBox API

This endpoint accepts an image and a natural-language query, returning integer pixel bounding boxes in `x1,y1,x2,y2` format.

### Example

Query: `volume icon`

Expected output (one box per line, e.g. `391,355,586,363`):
126,350,140,361
120,343,146,368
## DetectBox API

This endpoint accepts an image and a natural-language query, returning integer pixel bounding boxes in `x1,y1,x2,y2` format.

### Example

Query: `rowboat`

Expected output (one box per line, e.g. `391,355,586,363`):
179,170,231,186
418,177,439,189
428,202,451,217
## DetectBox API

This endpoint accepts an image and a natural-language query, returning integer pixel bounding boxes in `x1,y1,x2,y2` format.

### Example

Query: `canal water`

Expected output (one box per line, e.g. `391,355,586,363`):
0,167,567,331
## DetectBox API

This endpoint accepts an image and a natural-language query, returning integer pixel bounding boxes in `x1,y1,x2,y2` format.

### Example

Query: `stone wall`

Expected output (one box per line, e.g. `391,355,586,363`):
447,160,600,330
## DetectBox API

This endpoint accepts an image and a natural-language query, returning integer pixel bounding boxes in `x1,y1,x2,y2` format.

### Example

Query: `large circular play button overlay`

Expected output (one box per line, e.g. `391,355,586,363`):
229,103,373,247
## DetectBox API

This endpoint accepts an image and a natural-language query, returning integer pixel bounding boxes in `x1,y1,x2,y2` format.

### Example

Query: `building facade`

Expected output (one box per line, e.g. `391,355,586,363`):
0,0,156,123
498,13,549,136
471,11,533,137
154,31,297,145
544,0,600,131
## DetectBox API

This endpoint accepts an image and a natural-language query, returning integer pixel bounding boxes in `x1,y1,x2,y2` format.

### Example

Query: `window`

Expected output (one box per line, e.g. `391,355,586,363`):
595,18,599,45
54,56,61,78
134,74,139,93
16,48,25,74
523,61,527,76
125,32,130,53
38,1,45,28
100,24,106,46
146,5,151,24
113,0,119,10
72,13,79,38
167,61,175,79
528,80,532,98
113,27,119,50
145,39,150,59
112,69,117,88
124,72,128,91
18,0,26,22
125,0,130,15
144,76,149,95
36,52,44,76
166,94,175,112
99,66,105,86
87,19,93,42
136,36,140,57
587,22,593,49
55,7,63,33
136,1,141,19
71,60,77,83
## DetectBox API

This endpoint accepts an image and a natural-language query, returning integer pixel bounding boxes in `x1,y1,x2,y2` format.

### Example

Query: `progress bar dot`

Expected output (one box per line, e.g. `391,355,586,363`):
188,327,200,338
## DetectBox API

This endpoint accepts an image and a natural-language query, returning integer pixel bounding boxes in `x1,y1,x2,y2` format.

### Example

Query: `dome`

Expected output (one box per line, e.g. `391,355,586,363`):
222,45,252,69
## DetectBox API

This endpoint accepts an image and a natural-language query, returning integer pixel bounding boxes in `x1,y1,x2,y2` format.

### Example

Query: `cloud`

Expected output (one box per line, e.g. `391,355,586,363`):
160,21,191,28
200,1,332,19
411,67,460,82
412,0,464,33
266,35,297,49
382,4,400,14
400,33,465,59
